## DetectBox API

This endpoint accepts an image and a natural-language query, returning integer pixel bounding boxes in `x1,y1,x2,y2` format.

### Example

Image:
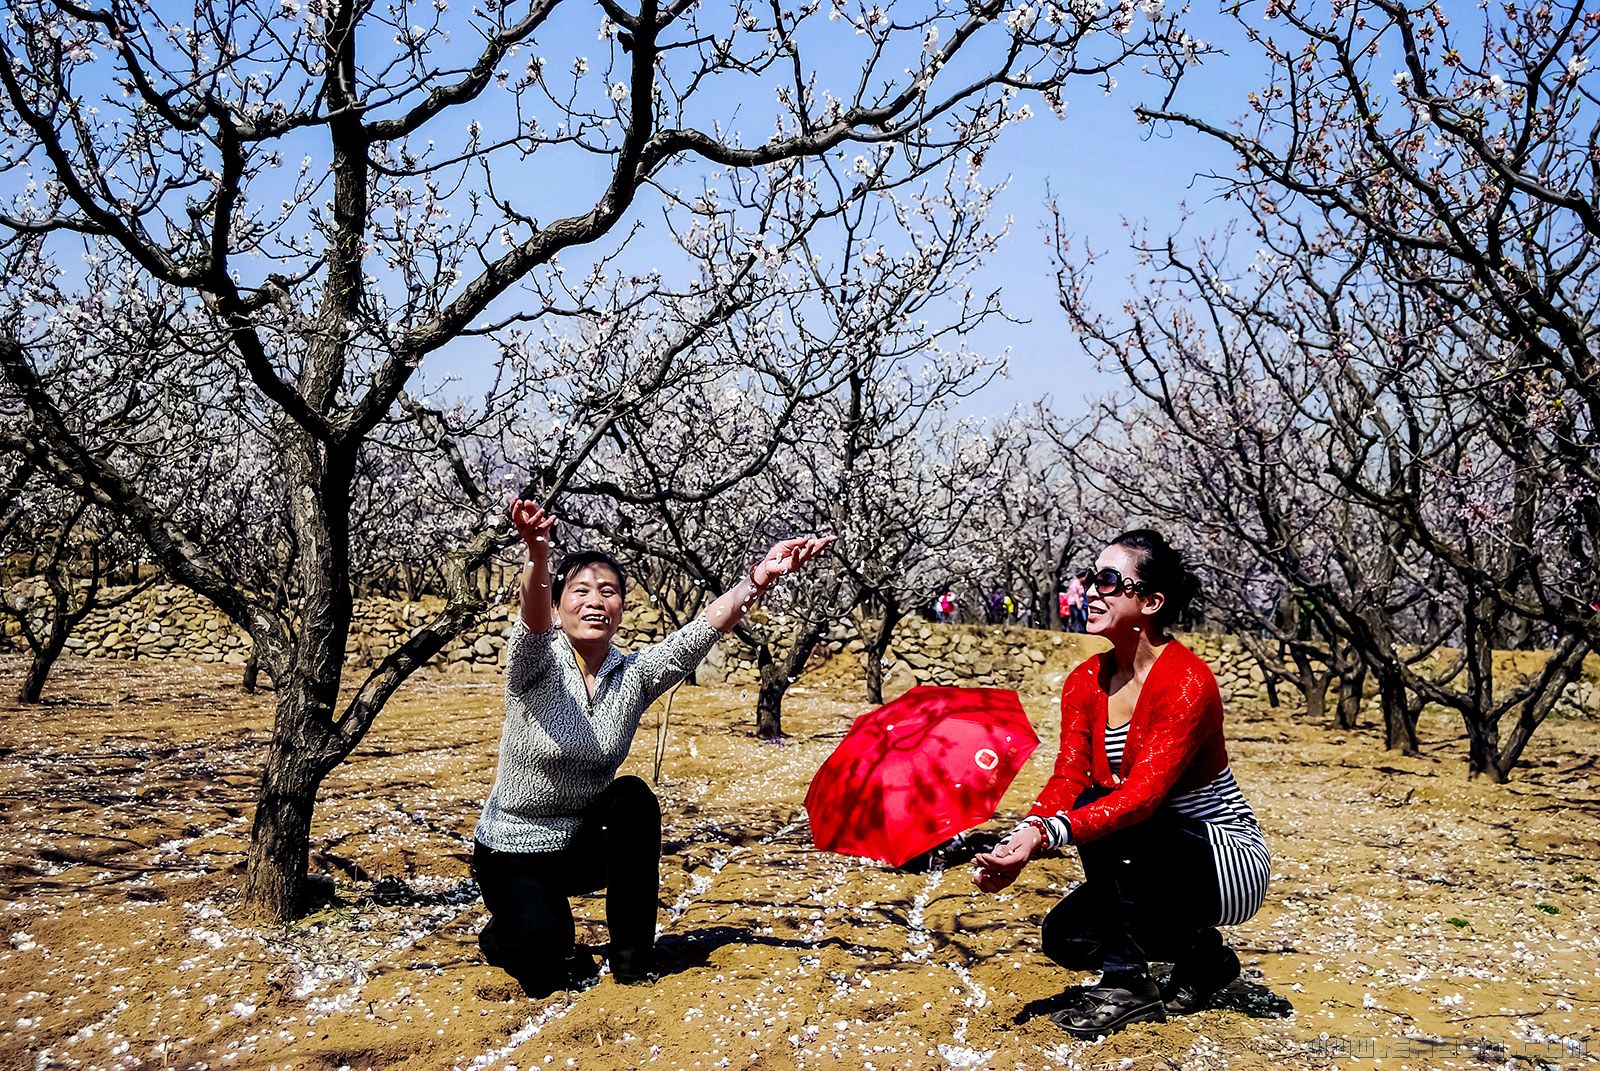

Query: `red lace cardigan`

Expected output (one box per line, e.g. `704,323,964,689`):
1028,640,1229,844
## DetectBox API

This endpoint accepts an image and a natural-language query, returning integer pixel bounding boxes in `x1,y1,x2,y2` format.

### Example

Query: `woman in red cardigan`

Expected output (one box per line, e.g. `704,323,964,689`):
973,529,1269,1038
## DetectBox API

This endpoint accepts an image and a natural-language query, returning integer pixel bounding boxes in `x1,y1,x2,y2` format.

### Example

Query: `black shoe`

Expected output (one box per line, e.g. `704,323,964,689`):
1162,946,1240,1015
501,952,600,999
609,946,657,985
566,950,600,987
1048,978,1166,1038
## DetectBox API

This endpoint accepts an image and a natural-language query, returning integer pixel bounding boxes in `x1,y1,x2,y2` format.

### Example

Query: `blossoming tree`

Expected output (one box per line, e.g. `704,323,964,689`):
0,0,1184,918
1056,0,1600,778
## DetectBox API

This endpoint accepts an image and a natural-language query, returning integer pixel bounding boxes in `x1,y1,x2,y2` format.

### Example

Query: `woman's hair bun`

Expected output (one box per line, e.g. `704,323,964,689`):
1109,528,1199,630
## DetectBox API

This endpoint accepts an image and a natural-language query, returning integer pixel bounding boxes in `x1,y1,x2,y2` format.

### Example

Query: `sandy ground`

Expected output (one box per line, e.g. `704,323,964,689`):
1,650,1597,1071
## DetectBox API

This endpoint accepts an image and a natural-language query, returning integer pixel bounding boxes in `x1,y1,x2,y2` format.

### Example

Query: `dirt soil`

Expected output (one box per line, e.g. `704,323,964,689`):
1,651,1597,1071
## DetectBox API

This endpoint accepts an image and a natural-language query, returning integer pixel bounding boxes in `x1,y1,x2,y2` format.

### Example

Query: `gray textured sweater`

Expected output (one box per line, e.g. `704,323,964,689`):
474,615,722,852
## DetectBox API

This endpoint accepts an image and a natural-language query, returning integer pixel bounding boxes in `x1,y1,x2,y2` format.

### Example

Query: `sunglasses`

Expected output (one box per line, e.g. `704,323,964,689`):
1088,566,1153,597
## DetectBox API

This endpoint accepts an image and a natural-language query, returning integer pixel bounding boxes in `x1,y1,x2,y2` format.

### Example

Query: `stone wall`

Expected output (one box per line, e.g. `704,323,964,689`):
695,618,1283,704
0,582,683,676
4,582,1596,715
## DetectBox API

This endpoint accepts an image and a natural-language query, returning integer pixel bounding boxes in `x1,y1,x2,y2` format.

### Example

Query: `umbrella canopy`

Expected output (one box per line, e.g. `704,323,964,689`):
805,685,1040,867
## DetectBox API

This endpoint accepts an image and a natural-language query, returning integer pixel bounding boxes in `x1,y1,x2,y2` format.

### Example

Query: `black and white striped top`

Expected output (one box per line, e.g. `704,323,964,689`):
1105,721,1269,925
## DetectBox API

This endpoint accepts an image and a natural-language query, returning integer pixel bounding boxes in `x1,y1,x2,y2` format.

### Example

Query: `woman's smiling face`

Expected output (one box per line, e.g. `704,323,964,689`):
1084,543,1157,638
556,563,625,646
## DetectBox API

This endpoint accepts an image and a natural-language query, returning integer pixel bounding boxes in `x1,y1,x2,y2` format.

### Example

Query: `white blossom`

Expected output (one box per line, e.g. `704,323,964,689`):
1004,5,1034,31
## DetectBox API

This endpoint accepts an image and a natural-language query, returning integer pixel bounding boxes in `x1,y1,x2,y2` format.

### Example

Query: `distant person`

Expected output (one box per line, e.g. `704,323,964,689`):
973,530,1269,1038
985,591,1005,625
1002,593,1016,623
1058,587,1073,630
936,590,956,623
475,499,832,996
1065,572,1087,632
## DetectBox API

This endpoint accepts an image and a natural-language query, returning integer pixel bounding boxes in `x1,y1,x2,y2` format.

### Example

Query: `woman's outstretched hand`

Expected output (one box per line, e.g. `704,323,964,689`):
751,534,836,590
702,534,836,635
972,825,1042,893
509,498,556,557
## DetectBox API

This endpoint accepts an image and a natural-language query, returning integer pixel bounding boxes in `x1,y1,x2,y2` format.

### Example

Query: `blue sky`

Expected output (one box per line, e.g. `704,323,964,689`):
933,8,1266,417
393,4,1273,422
3,3,1269,422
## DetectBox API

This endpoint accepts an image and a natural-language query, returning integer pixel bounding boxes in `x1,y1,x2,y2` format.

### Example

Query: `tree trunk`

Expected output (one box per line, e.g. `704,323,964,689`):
1298,673,1321,720
753,623,827,740
1470,637,1589,782
239,662,347,922
1376,666,1420,755
863,647,884,706
1464,717,1508,783
754,678,787,740
1286,645,1327,723
755,644,788,740
18,635,64,704
1300,666,1328,723
861,606,905,705
243,735,327,921
1485,708,1538,784
242,642,262,694
17,601,69,704
1333,648,1366,730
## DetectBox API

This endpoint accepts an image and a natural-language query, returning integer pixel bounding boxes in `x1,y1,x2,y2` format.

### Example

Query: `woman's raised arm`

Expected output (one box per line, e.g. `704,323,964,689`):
509,498,557,633
703,535,836,634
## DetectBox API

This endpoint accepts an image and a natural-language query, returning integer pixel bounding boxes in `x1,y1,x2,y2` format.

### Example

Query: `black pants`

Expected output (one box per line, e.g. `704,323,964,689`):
472,775,661,995
1041,787,1225,981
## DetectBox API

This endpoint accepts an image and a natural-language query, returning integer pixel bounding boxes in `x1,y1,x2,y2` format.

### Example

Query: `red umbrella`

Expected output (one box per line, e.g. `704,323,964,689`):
805,685,1040,867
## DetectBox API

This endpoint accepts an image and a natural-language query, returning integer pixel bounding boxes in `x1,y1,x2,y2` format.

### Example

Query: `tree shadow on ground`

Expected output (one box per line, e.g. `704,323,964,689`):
653,925,895,976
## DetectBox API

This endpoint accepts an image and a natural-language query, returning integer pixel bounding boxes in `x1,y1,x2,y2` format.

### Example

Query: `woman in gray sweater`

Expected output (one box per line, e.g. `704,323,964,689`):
473,499,831,995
